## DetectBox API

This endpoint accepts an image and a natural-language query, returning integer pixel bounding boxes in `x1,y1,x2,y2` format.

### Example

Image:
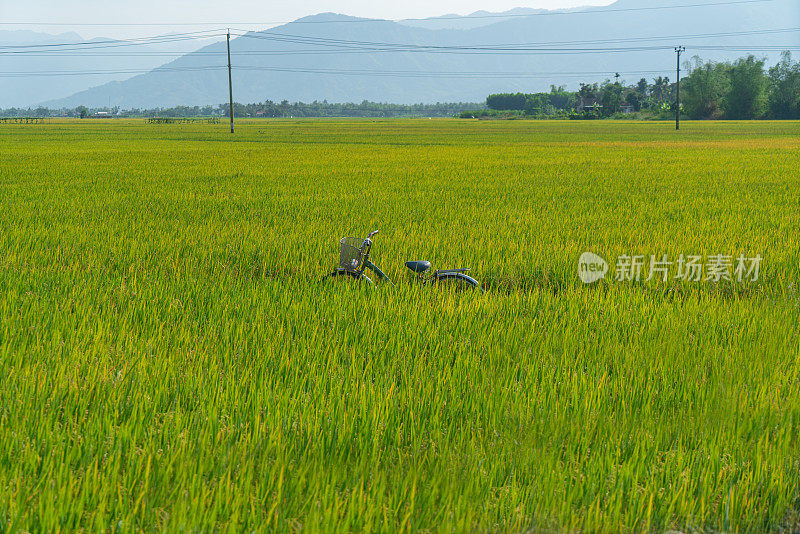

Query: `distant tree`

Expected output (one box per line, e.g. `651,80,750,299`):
625,91,642,112
651,76,670,104
636,78,648,96
578,83,599,101
767,51,800,119
599,80,622,116
486,93,528,110
725,55,767,119
681,57,729,119
549,85,576,110
76,106,88,119
522,93,548,114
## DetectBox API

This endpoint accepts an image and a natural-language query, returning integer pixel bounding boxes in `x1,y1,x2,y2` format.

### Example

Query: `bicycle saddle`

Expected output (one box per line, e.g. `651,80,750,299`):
405,260,431,273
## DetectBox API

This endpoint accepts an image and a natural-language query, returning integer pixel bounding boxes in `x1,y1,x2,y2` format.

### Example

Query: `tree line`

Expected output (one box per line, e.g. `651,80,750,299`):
481,77,675,118
223,100,481,118
480,52,800,120
0,101,483,119
682,52,799,119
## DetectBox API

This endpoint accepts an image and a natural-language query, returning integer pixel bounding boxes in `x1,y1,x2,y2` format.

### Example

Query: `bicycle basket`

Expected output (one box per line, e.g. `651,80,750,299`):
339,237,365,272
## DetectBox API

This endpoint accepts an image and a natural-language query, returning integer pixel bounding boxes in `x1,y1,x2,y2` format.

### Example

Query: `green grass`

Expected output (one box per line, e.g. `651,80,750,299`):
0,119,798,532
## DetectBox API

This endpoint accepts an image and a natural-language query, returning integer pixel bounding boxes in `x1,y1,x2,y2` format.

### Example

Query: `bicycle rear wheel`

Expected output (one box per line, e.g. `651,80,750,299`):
431,272,482,292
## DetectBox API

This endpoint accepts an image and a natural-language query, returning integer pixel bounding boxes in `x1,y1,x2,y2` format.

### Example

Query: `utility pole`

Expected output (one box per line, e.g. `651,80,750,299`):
675,45,685,130
227,29,234,134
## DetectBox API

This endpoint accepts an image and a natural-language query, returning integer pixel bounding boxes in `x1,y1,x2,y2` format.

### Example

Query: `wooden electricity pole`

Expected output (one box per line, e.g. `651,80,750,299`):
227,30,234,134
675,45,685,130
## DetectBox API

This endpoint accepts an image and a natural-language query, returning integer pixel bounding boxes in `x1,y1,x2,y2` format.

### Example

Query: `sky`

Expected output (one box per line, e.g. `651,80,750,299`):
0,0,614,38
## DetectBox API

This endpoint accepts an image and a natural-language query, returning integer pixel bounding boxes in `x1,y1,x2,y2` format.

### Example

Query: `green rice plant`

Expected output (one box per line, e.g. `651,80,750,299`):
0,119,798,532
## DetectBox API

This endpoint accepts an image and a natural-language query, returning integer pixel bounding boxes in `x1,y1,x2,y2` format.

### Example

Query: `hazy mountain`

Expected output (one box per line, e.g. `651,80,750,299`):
0,30,218,108
31,0,800,108
0,30,84,45
398,7,567,30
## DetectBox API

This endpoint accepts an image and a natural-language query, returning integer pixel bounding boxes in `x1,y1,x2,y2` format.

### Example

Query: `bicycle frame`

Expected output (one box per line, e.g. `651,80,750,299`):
359,245,393,285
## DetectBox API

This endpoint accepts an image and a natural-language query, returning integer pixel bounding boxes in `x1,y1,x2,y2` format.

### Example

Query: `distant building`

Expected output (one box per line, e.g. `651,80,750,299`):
93,111,112,118
578,96,601,112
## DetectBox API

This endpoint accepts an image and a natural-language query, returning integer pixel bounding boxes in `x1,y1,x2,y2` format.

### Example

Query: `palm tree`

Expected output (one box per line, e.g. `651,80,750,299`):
651,76,670,104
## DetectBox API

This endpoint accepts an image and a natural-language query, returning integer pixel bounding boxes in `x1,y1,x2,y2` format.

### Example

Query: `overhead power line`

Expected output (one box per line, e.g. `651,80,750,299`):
691,45,800,50
2,25,796,58
232,66,670,79
3,27,798,57
0,66,670,79
0,30,225,51
229,27,800,54
0,66,227,78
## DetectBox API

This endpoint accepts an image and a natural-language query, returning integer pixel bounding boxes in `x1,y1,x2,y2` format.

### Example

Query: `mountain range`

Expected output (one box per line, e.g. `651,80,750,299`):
2,0,798,108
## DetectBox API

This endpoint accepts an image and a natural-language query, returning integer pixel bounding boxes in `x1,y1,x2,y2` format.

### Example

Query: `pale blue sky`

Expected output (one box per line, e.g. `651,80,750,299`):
1,0,613,38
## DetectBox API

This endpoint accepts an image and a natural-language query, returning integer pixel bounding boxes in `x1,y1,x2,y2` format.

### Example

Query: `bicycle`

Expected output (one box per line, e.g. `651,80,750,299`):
323,230,482,291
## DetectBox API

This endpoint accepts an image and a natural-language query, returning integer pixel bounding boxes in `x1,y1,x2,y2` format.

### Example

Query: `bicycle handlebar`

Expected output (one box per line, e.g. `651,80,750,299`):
359,230,379,253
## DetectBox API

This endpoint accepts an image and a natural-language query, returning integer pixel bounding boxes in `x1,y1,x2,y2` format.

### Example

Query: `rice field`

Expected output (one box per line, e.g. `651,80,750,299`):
0,119,798,532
